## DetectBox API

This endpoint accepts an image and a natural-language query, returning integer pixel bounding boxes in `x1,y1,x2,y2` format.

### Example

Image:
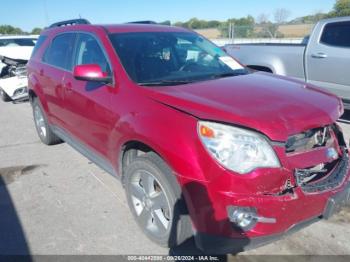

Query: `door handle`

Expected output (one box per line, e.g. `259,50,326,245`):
311,53,328,59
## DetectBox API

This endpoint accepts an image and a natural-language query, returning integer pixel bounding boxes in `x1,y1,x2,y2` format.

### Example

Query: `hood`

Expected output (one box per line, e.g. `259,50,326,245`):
0,46,33,60
147,72,342,141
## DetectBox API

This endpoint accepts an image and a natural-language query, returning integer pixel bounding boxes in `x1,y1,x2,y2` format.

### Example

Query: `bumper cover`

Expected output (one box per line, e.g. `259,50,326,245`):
195,183,350,254
195,216,320,254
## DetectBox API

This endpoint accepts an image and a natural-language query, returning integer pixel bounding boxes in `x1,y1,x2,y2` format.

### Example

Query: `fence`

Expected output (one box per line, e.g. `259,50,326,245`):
195,23,314,46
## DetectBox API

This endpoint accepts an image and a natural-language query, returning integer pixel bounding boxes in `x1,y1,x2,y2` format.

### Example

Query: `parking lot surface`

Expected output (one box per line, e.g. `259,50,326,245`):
1,100,350,256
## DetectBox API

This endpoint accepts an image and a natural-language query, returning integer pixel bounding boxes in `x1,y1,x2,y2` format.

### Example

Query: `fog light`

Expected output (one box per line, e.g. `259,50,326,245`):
227,206,257,230
227,206,276,231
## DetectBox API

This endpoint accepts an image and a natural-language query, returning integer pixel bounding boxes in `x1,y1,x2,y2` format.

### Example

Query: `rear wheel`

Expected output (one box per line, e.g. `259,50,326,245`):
32,98,62,145
124,152,193,247
0,88,12,102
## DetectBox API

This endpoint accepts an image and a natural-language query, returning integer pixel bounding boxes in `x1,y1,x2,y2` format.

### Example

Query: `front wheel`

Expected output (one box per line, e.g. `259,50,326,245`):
32,98,62,145
124,152,193,247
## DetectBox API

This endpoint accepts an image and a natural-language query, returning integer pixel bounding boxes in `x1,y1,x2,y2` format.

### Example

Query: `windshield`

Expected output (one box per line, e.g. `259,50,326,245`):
109,32,248,86
0,38,36,47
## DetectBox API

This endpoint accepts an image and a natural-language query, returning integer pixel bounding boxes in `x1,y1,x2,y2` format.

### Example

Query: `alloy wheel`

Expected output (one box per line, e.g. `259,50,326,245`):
129,169,172,237
34,105,47,138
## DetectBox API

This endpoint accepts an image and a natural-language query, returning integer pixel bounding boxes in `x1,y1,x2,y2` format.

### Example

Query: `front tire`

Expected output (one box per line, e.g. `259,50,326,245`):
32,98,62,145
124,152,193,247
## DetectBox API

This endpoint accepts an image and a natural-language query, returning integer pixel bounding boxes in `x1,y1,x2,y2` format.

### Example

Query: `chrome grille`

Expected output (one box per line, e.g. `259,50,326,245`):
286,126,331,153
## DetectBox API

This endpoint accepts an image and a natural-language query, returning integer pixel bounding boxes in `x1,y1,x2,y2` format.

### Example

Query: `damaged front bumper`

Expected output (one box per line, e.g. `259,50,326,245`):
192,124,350,254
0,55,29,102
196,172,350,254
0,76,28,101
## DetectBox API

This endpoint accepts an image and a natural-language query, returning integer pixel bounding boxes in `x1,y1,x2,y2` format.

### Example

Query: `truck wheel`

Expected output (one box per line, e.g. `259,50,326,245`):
0,88,12,102
32,98,62,145
124,152,193,247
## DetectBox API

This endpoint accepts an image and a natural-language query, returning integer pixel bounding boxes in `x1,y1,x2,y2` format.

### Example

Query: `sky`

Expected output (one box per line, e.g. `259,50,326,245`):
2,0,335,32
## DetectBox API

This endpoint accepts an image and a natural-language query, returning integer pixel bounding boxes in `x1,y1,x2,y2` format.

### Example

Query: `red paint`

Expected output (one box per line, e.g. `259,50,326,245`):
73,64,108,79
27,23,350,243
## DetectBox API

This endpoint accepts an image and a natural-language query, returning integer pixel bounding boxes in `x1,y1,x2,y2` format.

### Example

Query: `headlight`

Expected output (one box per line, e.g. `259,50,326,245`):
198,121,280,174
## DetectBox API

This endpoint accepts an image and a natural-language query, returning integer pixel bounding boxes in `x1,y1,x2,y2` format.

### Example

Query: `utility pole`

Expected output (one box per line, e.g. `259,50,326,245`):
228,22,235,44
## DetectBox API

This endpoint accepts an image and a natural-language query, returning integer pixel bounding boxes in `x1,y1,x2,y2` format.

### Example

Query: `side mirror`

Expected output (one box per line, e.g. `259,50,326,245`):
73,64,112,83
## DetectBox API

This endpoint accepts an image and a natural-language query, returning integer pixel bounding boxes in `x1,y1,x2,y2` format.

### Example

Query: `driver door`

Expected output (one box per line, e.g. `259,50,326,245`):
62,33,115,157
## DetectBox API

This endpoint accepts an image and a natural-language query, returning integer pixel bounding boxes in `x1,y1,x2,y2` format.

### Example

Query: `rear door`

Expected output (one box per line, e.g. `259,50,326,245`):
40,33,76,127
305,20,350,100
62,32,115,157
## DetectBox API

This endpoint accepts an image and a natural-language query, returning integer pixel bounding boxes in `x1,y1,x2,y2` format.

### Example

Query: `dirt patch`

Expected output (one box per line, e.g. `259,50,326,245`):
331,206,350,223
0,165,42,186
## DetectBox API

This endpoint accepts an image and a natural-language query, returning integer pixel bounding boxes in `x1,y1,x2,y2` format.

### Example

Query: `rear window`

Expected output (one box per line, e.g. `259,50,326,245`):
31,35,47,58
320,21,350,48
43,33,76,70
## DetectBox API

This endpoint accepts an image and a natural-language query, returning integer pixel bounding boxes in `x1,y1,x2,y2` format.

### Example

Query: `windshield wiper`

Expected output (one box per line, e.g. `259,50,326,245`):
138,79,195,86
210,72,239,79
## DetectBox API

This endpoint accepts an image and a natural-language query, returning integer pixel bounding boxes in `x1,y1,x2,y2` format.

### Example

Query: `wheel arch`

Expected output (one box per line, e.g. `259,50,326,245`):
28,89,38,104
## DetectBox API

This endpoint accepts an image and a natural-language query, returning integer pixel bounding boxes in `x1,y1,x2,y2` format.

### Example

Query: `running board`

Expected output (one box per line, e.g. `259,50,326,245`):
51,125,118,178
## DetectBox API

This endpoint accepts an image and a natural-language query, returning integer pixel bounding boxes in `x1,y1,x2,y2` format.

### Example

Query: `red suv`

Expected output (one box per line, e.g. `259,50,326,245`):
27,19,350,253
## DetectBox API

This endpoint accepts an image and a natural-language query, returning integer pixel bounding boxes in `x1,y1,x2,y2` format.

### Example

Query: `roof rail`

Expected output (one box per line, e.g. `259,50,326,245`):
49,19,90,28
127,21,157,24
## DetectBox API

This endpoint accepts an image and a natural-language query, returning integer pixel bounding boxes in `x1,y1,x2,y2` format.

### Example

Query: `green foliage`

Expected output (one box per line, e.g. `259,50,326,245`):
31,28,42,35
327,0,350,17
0,25,23,35
174,16,255,37
289,12,325,24
173,18,222,29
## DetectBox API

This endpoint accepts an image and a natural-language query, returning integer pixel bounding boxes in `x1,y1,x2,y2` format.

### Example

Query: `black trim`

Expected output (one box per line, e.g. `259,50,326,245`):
296,148,349,193
127,21,157,24
323,183,350,219
51,125,118,177
49,19,90,28
194,216,321,254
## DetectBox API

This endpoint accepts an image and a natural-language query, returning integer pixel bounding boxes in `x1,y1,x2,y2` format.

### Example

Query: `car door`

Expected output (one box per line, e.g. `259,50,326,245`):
39,33,76,128
62,32,115,158
305,20,350,100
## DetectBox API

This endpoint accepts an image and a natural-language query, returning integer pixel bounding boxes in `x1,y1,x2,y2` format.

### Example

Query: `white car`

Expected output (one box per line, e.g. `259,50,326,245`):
0,35,38,102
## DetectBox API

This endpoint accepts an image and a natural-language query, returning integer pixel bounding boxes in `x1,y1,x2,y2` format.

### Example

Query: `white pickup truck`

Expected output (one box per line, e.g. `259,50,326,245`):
225,16,350,108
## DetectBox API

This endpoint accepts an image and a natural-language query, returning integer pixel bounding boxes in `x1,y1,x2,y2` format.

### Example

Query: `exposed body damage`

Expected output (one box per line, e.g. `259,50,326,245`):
0,56,28,102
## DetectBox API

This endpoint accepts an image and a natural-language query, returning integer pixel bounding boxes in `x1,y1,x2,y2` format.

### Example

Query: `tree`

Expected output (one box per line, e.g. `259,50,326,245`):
274,8,291,24
0,25,23,35
256,13,279,38
31,28,42,35
255,9,290,38
219,16,255,38
256,13,270,24
207,20,220,28
327,0,350,17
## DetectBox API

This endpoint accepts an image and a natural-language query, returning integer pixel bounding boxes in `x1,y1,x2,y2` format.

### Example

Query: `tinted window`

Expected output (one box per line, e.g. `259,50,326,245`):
0,38,36,47
31,35,47,58
74,33,110,74
43,33,76,70
109,32,247,85
320,21,350,48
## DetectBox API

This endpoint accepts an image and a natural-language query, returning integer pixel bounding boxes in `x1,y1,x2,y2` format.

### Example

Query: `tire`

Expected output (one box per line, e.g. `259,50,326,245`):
32,98,62,145
0,88,12,102
124,152,193,247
